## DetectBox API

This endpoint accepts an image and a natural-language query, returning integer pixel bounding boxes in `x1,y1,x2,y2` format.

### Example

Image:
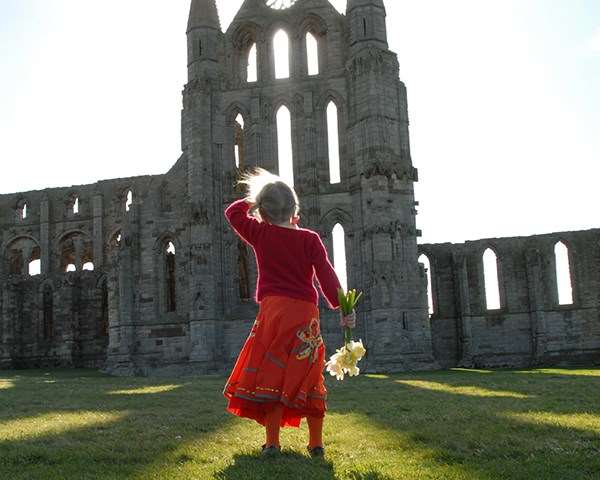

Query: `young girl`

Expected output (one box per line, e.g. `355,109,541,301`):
223,168,355,458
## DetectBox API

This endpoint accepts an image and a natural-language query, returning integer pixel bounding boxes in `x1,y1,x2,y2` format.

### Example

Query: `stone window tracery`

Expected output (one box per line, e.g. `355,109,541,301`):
59,232,93,273
5,237,40,276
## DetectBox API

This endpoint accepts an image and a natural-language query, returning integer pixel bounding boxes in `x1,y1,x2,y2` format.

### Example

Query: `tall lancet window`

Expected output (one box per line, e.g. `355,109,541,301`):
276,105,294,186
327,101,341,184
247,43,257,82
555,241,574,305
234,114,245,169
273,30,290,79
332,224,348,292
419,254,434,316
125,190,133,212
166,242,176,312
483,248,501,310
306,32,319,76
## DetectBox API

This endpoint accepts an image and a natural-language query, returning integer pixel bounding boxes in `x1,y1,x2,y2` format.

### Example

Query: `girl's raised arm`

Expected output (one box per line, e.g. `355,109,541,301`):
224,199,263,245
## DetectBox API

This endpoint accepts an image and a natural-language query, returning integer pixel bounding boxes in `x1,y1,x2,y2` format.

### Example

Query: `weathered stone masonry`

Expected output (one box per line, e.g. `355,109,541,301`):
420,230,600,369
0,0,598,375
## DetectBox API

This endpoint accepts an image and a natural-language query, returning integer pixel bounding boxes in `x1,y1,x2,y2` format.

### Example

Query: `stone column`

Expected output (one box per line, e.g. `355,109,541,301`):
525,248,547,363
290,32,304,78
0,284,13,368
453,251,473,367
58,277,75,366
40,196,50,275
93,194,104,268
21,243,33,276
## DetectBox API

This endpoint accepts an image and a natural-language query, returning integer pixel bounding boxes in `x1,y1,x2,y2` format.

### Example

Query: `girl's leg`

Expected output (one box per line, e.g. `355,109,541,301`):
307,414,324,449
265,403,284,448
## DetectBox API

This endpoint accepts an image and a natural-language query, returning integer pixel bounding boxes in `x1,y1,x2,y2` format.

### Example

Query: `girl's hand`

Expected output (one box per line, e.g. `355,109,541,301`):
340,310,356,329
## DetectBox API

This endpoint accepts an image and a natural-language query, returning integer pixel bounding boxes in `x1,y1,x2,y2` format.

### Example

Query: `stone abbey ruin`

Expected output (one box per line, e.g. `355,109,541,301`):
1,0,598,375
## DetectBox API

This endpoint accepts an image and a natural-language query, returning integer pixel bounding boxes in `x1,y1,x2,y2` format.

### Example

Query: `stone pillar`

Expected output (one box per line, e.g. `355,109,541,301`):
290,32,303,79
93,194,104,268
40,196,50,275
73,238,84,272
0,284,13,368
525,248,547,363
58,277,75,366
21,243,33,276
453,251,473,367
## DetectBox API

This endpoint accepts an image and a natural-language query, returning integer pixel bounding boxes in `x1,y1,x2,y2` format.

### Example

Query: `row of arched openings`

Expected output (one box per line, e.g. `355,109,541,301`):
233,100,341,186
245,31,321,83
418,240,575,316
14,190,134,224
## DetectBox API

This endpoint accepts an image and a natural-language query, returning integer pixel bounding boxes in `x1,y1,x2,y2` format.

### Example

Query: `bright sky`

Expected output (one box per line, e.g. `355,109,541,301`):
0,0,598,245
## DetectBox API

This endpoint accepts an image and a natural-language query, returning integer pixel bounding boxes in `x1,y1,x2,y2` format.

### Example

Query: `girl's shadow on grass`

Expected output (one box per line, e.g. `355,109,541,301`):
214,452,394,480
214,451,335,480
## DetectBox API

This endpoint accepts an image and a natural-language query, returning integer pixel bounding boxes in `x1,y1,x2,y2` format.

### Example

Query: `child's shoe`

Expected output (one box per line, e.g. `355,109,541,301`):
307,445,325,458
261,444,281,457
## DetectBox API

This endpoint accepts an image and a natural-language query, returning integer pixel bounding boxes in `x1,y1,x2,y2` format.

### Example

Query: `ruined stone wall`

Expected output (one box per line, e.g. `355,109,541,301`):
420,229,600,369
4,1,597,376
0,158,195,372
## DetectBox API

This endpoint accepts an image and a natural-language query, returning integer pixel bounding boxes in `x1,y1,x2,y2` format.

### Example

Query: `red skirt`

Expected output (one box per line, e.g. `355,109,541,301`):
223,295,327,428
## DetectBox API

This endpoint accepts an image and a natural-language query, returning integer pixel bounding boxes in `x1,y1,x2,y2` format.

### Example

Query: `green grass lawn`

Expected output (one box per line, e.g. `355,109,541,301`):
0,368,599,480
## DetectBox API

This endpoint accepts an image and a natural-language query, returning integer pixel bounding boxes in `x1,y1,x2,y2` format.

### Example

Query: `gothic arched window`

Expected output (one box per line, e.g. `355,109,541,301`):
418,254,435,316
28,254,41,277
273,29,290,79
247,43,257,82
327,101,341,184
483,248,501,310
125,190,133,212
16,199,28,221
554,241,574,305
166,242,176,312
306,32,319,75
234,113,245,169
332,223,348,292
276,105,294,186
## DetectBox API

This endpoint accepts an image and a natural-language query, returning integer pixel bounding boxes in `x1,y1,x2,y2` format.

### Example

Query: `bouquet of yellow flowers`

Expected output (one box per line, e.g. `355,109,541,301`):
325,289,366,381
